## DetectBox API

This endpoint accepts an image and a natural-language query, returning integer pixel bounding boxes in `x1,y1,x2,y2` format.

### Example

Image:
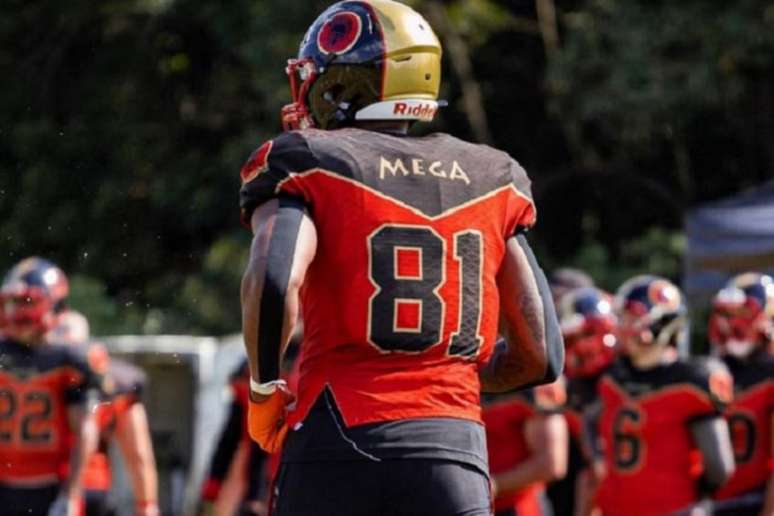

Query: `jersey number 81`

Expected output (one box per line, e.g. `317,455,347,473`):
367,225,484,357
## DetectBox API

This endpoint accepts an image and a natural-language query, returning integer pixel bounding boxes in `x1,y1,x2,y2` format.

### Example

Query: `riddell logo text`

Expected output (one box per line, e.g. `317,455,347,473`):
393,102,437,119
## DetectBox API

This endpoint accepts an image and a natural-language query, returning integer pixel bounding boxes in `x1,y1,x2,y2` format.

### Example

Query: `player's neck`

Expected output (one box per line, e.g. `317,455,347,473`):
353,120,410,134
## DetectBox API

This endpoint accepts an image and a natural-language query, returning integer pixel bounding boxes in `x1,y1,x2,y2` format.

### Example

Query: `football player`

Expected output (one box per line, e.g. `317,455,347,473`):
483,381,568,516
0,258,97,516
199,360,268,516
50,310,159,516
709,273,774,516
590,275,735,516
551,287,617,516
238,1,563,514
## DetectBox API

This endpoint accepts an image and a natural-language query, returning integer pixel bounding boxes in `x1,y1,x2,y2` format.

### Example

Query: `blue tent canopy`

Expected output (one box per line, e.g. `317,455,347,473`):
685,180,774,304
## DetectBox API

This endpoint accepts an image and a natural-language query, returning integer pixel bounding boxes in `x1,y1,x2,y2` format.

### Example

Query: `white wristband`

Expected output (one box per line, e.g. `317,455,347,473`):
250,378,287,396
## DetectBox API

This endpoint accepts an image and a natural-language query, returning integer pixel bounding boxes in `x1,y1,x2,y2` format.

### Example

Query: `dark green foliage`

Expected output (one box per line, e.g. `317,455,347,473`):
0,0,771,335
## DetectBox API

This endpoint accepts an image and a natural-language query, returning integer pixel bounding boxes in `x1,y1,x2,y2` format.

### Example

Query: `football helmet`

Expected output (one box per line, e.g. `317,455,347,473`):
709,272,774,358
559,287,617,379
614,275,687,353
0,257,69,341
283,0,442,130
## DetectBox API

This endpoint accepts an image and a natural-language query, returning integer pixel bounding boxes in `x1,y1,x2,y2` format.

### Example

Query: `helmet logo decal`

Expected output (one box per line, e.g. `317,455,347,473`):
317,12,362,55
240,141,273,184
648,279,681,311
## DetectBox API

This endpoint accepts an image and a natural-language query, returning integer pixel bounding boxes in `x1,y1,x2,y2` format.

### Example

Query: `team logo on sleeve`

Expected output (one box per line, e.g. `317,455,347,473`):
240,141,273,184
317,12,362,55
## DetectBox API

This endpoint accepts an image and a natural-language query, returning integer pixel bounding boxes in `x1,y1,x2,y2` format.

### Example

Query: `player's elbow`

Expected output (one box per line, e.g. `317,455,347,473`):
520,334,562,387
530,452,566,483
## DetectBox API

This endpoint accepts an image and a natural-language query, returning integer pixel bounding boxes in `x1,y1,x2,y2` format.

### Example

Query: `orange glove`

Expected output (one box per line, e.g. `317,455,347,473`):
247,383,295,454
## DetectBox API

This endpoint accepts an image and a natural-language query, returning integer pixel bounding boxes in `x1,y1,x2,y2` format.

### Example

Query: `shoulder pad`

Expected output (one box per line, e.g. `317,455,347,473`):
685,356,733,410
109,358,147,397
507,159,536,235
239,131,316,226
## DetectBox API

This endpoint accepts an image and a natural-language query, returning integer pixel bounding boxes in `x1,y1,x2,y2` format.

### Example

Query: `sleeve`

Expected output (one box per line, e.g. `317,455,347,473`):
239,131,318,227
64,345,99,405
504,159,537,237
516,235,564,385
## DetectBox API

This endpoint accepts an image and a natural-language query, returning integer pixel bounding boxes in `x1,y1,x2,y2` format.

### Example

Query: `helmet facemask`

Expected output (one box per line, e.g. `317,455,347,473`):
710,285,771,359
0,286,56,344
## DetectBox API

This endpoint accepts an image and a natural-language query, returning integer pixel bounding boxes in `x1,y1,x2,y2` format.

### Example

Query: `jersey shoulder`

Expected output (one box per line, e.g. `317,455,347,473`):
239,130,319,225
671,357,733,410
39,342,91,372
725,352,774,390
108,358,147,398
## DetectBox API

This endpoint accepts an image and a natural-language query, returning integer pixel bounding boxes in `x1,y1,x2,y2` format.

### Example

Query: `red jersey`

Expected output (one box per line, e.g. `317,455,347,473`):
714,352,774,501
595,357,730,516
0,338,95,484
483,392,544,515
239,128,535,429
83,354,146,492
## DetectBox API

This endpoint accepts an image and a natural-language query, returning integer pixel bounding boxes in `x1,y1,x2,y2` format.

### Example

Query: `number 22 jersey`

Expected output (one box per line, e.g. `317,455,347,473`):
239,128,536,431
0,338,94,485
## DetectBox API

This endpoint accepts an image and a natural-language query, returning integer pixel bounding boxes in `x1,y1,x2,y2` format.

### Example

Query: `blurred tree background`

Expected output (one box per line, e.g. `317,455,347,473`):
1,0,772,337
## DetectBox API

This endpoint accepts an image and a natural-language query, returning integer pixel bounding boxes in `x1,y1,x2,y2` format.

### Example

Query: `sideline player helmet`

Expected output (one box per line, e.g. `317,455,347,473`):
0,257,69,339
559,287,617,379
614,275,687,352
282,0,442,130
549,267,594,306
708,272,774,358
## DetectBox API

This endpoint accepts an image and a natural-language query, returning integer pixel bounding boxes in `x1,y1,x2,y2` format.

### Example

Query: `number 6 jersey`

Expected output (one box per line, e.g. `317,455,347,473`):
239,128,535,431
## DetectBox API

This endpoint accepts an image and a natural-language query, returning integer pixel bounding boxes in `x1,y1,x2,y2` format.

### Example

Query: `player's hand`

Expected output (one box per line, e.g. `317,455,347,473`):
247,381,295,453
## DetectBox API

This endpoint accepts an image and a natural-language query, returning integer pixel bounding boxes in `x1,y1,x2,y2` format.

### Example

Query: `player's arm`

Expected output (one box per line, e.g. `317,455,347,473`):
481,235,563,392
761,411,774,516
689,416,735,495
114,400,159,516
241,197,317,452
59,396,97,504
201,393,244,505
492,412,568,493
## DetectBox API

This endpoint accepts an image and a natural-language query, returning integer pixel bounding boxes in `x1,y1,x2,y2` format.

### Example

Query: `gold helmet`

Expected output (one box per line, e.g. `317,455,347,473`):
282,0,442,130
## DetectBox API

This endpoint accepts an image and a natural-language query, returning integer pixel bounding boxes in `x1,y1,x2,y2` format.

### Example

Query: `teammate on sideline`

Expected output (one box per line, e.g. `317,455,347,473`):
708,273,774,516
238,1,562,514
50,310,159,516
0,257,98,516
199,359,268,516
483,380,568,516
554,287,617,516
590,275,735,516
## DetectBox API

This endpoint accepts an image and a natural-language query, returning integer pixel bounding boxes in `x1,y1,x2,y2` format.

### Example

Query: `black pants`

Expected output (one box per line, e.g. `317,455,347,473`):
85,488,115,516
0,483,59,516
273,459,491,516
